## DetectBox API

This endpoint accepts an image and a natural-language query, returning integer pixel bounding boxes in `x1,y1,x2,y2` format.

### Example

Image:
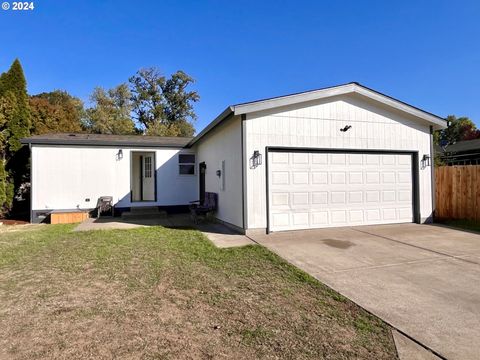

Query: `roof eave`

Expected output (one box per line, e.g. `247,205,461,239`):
232,83,447,129
20,138,189,148
186,106,234,147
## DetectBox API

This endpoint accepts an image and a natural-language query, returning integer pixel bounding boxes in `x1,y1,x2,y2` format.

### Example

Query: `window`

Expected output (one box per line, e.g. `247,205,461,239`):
144,156,152,178
179,154,195,175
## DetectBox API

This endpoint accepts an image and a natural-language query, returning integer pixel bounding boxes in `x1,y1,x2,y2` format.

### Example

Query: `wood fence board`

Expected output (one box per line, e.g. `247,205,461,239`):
435,165,480,221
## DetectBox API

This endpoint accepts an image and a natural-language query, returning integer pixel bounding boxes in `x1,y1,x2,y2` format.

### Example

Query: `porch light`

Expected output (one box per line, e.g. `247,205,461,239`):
116,149,123,160
422,154,431,167
250,150,262,169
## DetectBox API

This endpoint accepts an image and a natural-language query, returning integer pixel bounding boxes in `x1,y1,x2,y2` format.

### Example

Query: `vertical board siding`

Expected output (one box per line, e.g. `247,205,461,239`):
245,94,434,229
196,115,243,228
435,165,480,221
32,146,197,211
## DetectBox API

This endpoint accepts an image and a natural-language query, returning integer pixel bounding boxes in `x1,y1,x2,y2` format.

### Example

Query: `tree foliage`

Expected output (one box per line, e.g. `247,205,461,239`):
0,59,31,215
129,68,199,136
85,84,136,135
434,115,480,147
0,59,31,152
29,90,85,135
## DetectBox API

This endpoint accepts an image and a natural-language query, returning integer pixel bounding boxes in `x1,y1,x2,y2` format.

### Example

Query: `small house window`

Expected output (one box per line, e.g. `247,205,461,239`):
179,154,195,175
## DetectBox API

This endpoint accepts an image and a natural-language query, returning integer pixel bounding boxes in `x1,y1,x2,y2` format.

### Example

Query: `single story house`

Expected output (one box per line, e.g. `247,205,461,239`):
22,82,447,234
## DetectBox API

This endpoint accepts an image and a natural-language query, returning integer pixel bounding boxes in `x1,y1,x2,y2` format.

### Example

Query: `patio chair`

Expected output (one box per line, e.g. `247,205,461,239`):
189,192,218,224
96,196,113,218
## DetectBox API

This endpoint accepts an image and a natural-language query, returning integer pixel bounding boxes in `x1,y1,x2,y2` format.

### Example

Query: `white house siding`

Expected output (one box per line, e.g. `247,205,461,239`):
31,145,197,213
195,115,243,229
244,93,433,230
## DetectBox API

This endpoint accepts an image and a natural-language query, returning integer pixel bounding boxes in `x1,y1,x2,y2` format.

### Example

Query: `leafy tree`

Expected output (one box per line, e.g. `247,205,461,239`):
0,59,31,215
434,115,480,147
85,84,136,135
29,90,85,135
129,68,199,136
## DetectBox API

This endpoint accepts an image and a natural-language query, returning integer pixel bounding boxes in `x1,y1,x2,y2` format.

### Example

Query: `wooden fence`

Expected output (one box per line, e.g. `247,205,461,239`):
435,165,480,221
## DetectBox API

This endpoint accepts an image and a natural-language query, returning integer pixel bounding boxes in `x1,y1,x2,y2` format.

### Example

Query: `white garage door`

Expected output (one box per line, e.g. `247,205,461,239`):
268,151,413,231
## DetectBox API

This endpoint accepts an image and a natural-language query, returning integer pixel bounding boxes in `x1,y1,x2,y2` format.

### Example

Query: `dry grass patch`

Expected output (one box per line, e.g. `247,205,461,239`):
0,224,397,359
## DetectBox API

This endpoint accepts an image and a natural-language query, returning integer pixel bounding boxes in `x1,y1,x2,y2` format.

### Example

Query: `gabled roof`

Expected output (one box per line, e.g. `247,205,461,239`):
188,82,447,146
21,133,192,148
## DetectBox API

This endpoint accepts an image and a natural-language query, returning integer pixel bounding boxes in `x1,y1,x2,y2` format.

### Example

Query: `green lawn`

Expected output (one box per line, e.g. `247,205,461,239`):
0,224,397,359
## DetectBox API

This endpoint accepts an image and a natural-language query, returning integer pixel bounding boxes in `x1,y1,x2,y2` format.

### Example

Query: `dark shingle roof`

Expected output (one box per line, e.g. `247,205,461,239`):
446,139,480,153
21,133,192,148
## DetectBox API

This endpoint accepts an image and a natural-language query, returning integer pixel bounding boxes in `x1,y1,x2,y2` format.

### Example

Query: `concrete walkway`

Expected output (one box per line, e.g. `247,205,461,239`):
252,224,480,360
74,214,255,248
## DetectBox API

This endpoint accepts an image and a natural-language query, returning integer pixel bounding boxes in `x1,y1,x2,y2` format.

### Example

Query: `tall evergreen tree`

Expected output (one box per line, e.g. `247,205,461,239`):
0,59,31,216
0,59,31,152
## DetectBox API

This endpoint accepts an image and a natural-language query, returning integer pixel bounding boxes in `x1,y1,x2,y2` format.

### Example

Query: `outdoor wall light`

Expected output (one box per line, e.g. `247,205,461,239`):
422,154,431,167
216,169,222,177
340,125,352,132
250,150,262,169
116,149,123,161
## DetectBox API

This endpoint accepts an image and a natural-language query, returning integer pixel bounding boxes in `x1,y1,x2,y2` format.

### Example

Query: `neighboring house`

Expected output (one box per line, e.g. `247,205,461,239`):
435,138,480,165
22,82,447,233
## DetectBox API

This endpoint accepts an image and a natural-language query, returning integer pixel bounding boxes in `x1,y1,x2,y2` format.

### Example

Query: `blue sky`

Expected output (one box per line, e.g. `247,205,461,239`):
1,0,479,131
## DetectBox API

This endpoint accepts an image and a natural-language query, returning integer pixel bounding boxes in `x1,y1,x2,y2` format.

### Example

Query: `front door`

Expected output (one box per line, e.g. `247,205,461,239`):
142,154,155,201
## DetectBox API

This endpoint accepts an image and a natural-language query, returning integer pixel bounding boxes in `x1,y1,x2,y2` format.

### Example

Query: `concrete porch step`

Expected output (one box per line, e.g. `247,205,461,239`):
121,207,167,220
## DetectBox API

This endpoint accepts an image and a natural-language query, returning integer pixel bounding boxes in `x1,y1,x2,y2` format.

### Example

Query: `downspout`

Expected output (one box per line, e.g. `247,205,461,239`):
430,126,435,222
241,114,246,231
29,143,32,223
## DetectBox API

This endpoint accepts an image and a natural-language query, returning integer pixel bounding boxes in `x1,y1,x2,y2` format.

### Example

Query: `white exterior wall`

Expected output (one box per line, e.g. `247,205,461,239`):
195,115,243,228
244,94,434,230
31,145,197,211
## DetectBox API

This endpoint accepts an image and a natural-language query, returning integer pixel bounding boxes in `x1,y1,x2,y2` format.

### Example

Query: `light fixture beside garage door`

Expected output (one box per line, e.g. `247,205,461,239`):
250,150,262,169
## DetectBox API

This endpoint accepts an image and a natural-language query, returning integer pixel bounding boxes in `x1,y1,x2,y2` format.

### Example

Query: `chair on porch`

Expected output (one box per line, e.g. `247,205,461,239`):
189,192,218,224
96,196,114,218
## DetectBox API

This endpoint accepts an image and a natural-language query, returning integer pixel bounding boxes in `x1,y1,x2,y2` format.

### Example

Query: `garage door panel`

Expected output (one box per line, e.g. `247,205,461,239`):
268,151,414,231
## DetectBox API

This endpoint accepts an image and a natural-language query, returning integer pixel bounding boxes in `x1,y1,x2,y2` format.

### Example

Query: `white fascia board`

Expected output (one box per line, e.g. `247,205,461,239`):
233,83,355,116
233,83,447,130
187,106,234,147
353,86,447,129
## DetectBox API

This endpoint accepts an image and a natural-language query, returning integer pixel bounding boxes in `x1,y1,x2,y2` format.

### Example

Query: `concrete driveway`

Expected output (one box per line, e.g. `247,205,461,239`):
252,224,480,360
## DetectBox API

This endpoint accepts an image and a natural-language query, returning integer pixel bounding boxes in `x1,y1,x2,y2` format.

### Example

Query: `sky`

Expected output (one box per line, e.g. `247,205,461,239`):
0,0,479,132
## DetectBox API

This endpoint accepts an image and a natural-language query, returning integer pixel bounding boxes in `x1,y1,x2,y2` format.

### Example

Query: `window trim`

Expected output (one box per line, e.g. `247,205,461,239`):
178,153,196,176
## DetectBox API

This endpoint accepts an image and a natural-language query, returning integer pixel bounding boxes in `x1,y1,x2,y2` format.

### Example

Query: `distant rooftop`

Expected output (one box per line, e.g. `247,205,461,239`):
21,133,193,148
446,138,480,153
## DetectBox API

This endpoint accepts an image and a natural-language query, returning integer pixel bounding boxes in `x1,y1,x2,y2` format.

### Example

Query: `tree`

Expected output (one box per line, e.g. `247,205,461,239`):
0,59,31,152
0,59,31,216
129,68,199,136
434,115,480,147
85,84,136,135
0,92,17,211
29,90,85,135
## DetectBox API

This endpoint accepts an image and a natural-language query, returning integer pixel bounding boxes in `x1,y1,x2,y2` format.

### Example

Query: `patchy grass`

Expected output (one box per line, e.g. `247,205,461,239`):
0,225,397,359
441,219,480,233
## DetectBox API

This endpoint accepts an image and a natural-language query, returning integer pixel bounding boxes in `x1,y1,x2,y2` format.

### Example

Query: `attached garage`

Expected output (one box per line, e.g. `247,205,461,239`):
267,149,418,231
182,82,448,234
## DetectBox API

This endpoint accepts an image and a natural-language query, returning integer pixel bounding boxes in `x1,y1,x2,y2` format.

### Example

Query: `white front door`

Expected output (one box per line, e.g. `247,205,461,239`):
268,151,414,232
142,154,155,201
